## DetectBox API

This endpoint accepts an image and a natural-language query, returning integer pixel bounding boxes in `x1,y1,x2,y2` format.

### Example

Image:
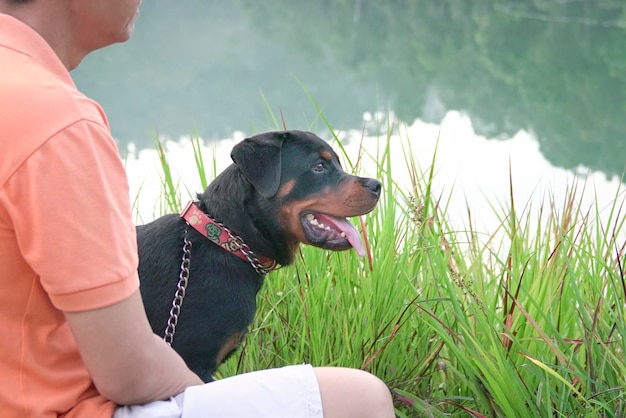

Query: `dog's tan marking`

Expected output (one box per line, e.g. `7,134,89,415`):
277,179,296,199
278,178,379,249
321,150,332,161
216,332,245,365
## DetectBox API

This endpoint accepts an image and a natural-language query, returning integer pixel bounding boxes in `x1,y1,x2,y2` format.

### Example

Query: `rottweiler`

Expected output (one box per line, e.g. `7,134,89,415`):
137,130,381,382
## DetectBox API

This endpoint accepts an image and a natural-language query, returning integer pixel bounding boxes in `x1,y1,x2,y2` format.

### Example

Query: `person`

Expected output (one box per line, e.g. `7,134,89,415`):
0,1,396,417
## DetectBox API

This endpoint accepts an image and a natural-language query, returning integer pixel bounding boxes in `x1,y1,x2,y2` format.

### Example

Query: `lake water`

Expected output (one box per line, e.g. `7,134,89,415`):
72,1,626,243
123,111,625,251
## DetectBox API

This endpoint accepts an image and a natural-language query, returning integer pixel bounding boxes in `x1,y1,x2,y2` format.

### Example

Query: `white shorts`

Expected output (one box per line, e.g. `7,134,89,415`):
113,364,323,418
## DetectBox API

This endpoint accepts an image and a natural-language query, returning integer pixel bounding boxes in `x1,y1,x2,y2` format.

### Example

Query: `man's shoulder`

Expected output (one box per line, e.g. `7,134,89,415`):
0,48,110,188
0,47,106,130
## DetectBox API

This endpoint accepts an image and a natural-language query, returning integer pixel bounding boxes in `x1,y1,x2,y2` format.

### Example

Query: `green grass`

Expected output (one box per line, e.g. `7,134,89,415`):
146,123,626,417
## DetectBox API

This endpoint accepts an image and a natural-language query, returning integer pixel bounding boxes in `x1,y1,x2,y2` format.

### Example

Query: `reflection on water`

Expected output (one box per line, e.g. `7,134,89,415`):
127,112,625,249
74,0,626,180
69,1,626,244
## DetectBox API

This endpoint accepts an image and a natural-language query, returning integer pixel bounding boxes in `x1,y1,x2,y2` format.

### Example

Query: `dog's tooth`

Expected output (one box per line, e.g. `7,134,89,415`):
306,214,315,221
340,232,346,237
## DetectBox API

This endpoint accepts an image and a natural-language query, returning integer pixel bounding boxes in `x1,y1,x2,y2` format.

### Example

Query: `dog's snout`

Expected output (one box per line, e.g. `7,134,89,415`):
363,178,382,198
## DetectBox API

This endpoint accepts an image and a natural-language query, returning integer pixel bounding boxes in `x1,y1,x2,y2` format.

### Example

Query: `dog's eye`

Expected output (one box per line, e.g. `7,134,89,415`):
312,162,325,173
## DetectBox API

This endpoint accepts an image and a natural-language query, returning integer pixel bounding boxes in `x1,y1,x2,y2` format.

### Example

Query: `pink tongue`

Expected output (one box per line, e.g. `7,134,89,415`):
315,214,366,257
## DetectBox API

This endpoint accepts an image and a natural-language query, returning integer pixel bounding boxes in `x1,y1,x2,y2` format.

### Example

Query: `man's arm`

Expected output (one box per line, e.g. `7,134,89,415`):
64,289,203,405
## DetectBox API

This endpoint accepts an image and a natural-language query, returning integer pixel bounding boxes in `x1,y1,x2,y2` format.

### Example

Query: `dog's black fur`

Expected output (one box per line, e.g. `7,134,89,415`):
137,130,381,382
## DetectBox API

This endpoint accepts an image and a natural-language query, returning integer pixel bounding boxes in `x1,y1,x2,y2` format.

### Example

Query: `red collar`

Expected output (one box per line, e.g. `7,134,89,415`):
179,201,278,274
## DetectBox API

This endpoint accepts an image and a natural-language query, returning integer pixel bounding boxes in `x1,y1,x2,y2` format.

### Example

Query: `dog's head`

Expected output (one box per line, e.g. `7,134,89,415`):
231,130,381,256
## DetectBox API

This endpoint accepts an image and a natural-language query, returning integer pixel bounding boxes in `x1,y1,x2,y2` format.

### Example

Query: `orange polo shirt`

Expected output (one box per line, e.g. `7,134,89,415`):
0,14,139,418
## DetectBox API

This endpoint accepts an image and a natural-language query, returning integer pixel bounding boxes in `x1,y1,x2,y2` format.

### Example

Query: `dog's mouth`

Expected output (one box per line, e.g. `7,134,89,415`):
300,212,365,256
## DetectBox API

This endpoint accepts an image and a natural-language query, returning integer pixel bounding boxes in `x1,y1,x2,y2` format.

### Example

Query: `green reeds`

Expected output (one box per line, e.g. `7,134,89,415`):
148,123,625,417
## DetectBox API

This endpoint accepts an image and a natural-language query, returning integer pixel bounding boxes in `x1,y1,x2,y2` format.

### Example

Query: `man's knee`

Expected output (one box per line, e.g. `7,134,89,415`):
314,367,394,417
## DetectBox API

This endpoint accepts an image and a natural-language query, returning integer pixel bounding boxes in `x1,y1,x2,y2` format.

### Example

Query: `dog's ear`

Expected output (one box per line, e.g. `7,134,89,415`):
231,131,286,198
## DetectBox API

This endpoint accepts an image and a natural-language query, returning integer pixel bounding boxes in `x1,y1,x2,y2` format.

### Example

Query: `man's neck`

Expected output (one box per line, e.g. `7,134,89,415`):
0,5,80,70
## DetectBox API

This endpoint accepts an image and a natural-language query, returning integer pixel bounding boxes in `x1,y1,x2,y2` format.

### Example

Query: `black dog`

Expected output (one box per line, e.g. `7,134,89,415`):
137,130,381,382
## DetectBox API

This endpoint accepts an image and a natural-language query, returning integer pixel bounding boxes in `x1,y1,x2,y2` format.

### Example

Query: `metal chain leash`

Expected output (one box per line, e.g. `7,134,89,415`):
163,227,192,346
162,219,271,345
217,219,272,275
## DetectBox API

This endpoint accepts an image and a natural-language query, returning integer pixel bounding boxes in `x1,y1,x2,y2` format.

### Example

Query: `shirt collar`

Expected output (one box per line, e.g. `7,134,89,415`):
0,13,75,87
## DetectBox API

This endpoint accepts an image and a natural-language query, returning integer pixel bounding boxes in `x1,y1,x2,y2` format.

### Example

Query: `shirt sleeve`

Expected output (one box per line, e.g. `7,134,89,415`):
3,118,139,312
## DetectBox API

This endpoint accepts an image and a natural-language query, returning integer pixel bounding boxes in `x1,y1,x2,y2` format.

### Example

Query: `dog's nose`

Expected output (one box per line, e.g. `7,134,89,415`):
363,178,382,198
